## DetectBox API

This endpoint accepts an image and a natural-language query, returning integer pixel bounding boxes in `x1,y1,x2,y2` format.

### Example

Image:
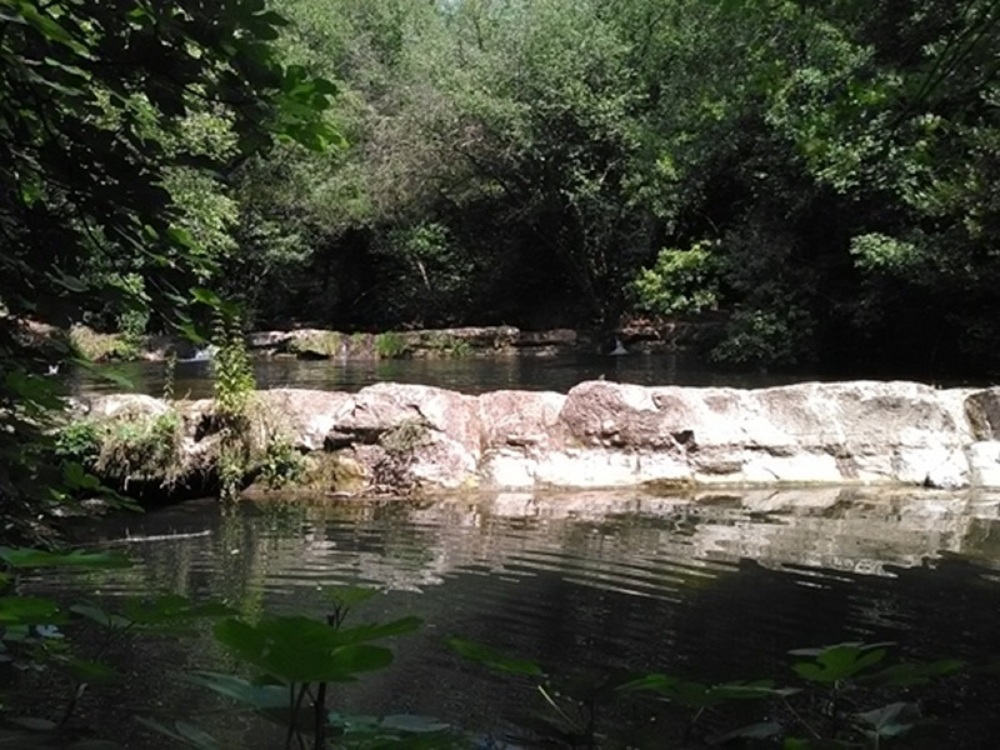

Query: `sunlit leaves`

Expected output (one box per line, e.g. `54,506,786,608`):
631,242,722,316
0,0,340,361
849,232,925,274
11,0,87,54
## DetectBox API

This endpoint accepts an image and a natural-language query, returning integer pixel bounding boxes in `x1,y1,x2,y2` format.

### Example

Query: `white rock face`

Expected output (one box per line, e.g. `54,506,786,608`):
516,380,974,490
967,441,1000,487
260,388,355,451
85,392,171,420
82,382,1000,494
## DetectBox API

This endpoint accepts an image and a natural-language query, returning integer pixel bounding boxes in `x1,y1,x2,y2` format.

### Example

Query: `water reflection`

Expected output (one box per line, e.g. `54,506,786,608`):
32,488,1000,747
71,352,830,398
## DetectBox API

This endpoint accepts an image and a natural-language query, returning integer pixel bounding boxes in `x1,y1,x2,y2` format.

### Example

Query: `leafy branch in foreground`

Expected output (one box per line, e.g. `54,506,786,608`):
0,547,233,748
1,0,341,538
145,587,457,750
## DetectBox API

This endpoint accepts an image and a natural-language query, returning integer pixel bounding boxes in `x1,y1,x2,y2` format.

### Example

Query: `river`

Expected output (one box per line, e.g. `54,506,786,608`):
71,352,829,399
41,355,1000,747
22,488,1000,748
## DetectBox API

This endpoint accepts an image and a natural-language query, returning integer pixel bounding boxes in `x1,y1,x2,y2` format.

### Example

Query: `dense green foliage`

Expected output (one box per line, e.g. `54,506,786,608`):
182,0,995,374
7,0,999,375
2,1,997,530
0,0,336,537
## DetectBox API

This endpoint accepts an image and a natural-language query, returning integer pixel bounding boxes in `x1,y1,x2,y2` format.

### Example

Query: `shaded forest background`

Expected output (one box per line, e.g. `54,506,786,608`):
7,0,1000,373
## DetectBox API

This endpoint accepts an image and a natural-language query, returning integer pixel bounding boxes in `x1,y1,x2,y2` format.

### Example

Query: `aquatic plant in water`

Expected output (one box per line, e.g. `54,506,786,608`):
146,586,457,749
0,546,232,748
448,637,965,749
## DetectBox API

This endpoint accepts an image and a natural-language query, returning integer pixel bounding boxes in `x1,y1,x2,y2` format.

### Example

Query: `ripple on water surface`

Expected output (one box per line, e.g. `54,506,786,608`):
25,487,1000,748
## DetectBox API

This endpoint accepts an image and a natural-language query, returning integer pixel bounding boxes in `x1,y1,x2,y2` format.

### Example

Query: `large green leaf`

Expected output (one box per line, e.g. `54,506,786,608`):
855,701,920,739
791,643,888,684
135,718,220,750
0,547,132,570
446,637,544,677
864,659,964,687
67,658,119,684
15,3,86,53
615,672,682,694
617,673,794,708
69,604,132,630
213,616,396,683
185,671,288,710
121,594,236,630
0,596,65,625
332,616,423,646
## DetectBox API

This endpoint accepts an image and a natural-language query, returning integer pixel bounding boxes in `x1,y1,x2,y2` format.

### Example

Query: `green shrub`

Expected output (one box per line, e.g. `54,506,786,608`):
631,241,721,316
95,409,185,488
257,436,305,489
709,307,816,367
54,420,102,466
375,331,411,359
424,332,471,358
68,325,139,362
211,312,257,499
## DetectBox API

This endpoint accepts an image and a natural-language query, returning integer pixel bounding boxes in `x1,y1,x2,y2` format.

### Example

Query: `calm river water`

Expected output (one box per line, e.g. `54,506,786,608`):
24,488,1000,748
72,352,829,398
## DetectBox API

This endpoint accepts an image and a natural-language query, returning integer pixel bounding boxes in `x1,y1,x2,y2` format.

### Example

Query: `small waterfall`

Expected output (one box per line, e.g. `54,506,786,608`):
187,344,218,362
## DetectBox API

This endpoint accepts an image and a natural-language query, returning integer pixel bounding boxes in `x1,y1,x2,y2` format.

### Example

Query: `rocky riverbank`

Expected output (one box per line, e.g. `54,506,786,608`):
69,379,1000,502
62,321,723,362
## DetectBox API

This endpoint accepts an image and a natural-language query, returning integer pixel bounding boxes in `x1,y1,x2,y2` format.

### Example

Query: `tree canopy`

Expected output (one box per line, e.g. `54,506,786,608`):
0,0,337,538
4,0,1000,374
163,0,994,375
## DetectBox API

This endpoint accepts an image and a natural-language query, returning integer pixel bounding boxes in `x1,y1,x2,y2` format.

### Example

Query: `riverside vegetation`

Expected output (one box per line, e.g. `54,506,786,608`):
1,0,998,747
9,0,997,376
53,313,307,503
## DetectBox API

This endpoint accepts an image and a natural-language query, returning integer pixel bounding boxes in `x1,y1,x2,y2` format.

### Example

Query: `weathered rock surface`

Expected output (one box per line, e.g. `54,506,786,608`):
78,381,1000,497
55,319,725,363
246,322,723,359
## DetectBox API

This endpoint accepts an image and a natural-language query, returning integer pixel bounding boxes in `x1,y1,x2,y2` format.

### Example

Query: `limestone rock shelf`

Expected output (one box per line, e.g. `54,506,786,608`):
79,380,1000,498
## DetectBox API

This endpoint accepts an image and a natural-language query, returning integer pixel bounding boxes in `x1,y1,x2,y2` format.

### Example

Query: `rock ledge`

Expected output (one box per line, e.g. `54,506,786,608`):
79,380,1000,497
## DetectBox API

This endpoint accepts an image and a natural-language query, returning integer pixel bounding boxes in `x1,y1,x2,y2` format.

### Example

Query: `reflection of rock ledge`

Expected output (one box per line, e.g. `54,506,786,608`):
262,489,1000,597
82,380,1000,497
